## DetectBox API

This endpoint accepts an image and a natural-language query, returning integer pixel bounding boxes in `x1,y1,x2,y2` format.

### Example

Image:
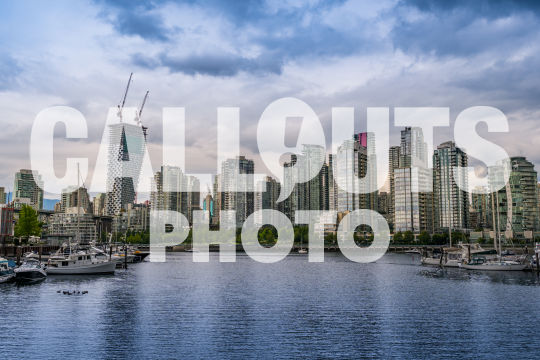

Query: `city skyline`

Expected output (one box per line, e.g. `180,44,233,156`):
2,1,540,192
8,125,540,241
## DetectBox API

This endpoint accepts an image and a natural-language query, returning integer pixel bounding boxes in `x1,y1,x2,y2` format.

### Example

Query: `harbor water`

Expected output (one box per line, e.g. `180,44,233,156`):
1,252,540,359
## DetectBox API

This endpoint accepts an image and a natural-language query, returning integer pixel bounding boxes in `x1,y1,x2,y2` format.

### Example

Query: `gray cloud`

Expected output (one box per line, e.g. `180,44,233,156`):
133,51,282,76
393,0,540,56
94,0,174,41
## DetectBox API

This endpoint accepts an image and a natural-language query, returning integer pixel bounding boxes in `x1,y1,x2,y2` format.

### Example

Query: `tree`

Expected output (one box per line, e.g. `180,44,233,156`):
432,233,446,245
294,225,308,244
403,231,414,244
418,231,431,244
393,232,403,243
15,205,41,240
324,232,337,246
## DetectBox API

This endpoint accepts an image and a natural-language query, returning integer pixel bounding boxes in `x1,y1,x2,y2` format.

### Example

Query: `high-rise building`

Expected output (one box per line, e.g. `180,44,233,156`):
355,132,378,211
93,193,107,217
61,186,91,214
334,133,378,213
296,144,326,212
220,156,254,227
433,141,469,232
151,166,200,224
106,122,147,215
281,155,297,221
388,146,401,226
393,128,433,233
212,174,221,226
0,204,14,248
328,154,338,211
492,157,539,240
0,187,5,204
46,209,97,244
471,188,492,230
254,176,281,225
280,145,327,221
377,191,389,214
13,169,44,210
202,193,214,224
112,203,150,233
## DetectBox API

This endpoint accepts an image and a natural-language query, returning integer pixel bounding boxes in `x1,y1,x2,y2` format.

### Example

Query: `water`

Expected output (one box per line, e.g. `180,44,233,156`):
1,253,540,359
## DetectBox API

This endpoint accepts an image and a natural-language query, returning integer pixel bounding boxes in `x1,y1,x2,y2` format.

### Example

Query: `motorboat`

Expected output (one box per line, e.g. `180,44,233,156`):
0,257,15,283
46,164,115,275
14,258,47,283
47,248,116,275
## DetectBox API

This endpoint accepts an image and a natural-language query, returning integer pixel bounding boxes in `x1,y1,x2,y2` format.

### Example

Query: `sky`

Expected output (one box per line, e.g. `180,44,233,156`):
1,0,540,197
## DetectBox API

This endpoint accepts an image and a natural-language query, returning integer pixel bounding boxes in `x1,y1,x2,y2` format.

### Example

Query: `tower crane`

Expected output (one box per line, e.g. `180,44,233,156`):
136,90,149,140
117,72,133,122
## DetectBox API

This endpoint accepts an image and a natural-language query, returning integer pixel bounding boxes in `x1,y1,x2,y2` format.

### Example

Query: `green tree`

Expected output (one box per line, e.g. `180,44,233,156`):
403,231,414,244
432,233,446,245
393,232,403,243
294,225,308,244
324,232,337,246
14,205,41,240
418,231,431,244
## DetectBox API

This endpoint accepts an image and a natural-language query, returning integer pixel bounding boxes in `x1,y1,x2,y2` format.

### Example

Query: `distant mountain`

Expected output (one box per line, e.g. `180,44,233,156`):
43,199,59,211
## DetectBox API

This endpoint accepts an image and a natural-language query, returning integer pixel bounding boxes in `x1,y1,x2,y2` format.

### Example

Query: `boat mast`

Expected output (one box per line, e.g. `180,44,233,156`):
447,168,452,248
495,190,502,256
77,163,80,248
490,190,498,256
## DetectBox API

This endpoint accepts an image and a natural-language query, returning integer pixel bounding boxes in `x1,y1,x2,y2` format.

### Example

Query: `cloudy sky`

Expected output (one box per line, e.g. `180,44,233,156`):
1,0,540,197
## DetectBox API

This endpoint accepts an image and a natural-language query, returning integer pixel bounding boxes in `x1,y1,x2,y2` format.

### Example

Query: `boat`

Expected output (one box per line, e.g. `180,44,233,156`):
47,247,116,275
297,230,307,254
14,258,47,283
45,163,115,275
461,186,526,272
0,257,15,283
460,256,527,271
422,244,496,268
422,248,461,267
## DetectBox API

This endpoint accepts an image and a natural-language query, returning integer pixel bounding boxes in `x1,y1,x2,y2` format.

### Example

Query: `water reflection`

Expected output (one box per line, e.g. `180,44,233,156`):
418,266,540,286
1,254,540,359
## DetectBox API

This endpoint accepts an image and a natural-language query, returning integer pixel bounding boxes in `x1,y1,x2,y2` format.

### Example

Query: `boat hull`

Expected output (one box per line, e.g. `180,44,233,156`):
47,261,116,275
422,258,461,268
0,273,15,283
461,263,527,271
15,269,47,283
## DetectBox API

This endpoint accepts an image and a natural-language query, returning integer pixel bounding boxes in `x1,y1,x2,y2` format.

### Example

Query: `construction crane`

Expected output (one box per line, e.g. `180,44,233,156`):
136,90,149,125
136,90,149,140
117,72,133,122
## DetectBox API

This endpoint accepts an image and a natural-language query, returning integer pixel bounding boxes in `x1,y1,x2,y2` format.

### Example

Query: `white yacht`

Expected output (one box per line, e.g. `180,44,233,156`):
0,257,15,283
46,163,115,275
14,258,47,283
47,248,116,275
422,244,495,268
461,256,527,271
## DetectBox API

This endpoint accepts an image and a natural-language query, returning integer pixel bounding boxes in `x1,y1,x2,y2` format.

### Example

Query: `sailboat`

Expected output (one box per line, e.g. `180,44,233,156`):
298,229,307,254
422,243,496,268
461,188,527,271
